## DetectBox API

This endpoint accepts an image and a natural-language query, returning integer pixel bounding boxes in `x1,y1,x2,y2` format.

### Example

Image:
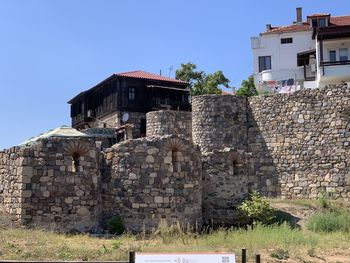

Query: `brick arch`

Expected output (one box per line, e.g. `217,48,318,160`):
164,137,185,152
64,141,89,156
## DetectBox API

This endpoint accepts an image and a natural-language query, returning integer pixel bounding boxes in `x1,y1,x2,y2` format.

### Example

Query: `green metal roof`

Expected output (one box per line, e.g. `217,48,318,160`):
19,125,89,146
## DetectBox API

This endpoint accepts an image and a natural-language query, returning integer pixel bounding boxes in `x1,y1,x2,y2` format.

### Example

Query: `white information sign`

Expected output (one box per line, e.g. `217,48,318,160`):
135,252,236,263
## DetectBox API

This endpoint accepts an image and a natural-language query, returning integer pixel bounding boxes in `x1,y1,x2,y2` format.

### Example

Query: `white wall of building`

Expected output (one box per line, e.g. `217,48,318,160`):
251,31,315,87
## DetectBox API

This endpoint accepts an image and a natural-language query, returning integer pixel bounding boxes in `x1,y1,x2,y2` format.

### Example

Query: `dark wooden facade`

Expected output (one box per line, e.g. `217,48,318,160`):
68,73,190,129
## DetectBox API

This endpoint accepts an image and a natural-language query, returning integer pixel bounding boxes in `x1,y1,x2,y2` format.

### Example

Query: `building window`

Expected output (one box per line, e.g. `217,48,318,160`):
329,50,336,62
128,87,135,100
319,18,327,27
339,48,348,61
281,38,293,44
258,56,272,72
311,18,328,28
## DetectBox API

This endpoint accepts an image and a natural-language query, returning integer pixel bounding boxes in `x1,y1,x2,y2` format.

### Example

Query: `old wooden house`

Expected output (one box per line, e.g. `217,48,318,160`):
68,70,190,139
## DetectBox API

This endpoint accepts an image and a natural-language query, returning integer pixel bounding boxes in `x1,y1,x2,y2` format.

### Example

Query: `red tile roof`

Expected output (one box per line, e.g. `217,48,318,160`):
262,15,350,35
330,15,350,26
116,70,188,84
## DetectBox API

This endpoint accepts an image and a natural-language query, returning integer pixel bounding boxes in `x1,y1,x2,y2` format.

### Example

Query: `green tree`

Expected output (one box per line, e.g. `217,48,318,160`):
176,62,230,96
236,75,258,97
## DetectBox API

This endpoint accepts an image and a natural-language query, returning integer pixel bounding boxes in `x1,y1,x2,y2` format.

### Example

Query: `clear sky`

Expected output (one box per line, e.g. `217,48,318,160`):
0,0,348,149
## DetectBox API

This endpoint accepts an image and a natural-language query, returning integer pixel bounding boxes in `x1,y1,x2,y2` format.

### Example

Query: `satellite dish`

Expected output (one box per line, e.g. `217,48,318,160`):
122,112,129,122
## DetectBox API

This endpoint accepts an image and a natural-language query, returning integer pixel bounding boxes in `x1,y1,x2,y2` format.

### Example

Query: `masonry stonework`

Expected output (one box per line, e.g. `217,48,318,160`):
102,135,202,232
0,85,349,232
0,147,25,219
146,110,192,139
202,149,249,225
192,95,248,152
1,138,101,232
248,85,350,199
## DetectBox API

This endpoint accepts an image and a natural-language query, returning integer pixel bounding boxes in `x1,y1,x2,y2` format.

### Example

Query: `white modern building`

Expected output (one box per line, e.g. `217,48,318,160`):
251,7,350,93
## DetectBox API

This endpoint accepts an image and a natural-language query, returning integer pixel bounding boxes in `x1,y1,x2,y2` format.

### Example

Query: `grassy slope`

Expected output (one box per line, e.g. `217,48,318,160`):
1,199,350,262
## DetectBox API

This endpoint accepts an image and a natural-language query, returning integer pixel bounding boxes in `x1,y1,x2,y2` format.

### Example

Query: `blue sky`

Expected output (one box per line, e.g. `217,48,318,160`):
0,0,348,149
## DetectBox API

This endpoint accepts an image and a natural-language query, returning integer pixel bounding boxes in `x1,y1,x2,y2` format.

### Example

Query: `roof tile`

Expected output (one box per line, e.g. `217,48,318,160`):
262,15,350,35
116,70,188,84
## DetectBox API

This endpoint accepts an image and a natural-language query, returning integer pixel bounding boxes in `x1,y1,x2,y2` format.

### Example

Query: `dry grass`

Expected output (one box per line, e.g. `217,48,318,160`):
0,199,349,262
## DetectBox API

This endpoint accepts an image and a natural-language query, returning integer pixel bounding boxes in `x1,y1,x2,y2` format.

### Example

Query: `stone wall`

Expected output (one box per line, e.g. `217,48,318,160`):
202,148,249,225
248,85,350,199
192,95,248,152
1,85,349,233
0,147,25,219
146,110,192,139
102,135,202,232
0,138,101,232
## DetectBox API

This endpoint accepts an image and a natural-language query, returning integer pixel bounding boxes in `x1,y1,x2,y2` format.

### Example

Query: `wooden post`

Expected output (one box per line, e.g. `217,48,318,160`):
241,248,247,263
129,251,135,263
255,254,261,263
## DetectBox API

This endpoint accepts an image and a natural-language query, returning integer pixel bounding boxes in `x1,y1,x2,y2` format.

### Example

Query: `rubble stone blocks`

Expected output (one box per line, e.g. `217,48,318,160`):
0,84,349,232
146,110,192,139
248,84,350,199
102,135,202,232
0,138,101,232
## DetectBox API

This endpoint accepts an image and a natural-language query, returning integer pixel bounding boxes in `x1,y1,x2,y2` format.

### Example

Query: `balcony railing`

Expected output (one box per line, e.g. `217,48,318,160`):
323,60,350,66
152,98,190,111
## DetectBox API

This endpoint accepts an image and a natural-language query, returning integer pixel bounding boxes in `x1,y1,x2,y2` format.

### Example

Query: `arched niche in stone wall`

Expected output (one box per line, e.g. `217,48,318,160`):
164,137,185,173
64,140,89,172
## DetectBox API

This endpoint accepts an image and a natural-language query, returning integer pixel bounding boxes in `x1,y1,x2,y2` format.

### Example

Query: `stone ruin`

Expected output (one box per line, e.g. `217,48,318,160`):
0,85,349,232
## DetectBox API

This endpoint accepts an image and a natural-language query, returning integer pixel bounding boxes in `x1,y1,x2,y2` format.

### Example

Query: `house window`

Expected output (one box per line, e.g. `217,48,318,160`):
128,87,135,100
339,48,348,61
329,50,336,62
319,18,327,27
258,56,271,72
281,38,293,44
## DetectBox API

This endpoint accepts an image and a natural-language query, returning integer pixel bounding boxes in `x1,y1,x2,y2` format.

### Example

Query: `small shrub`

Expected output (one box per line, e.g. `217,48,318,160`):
307,246,316,257
318,192,329,209
107,216,125,235
238,191,275,225
152,220,191,244
271,248,289,260
306,211,350,233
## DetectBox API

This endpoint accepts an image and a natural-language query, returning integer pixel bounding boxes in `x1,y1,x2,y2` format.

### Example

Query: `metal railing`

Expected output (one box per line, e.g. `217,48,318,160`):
323,60,350,66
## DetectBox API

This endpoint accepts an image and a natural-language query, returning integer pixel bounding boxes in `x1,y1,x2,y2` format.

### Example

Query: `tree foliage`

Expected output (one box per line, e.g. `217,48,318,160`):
175,62,230,96
236,75,258,97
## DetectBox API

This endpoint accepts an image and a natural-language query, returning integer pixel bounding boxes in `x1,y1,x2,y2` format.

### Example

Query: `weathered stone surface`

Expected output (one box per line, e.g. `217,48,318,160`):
247,84,350,199
146,110,192,139
0,85,349,233
102,135,202,232
0,138,101,232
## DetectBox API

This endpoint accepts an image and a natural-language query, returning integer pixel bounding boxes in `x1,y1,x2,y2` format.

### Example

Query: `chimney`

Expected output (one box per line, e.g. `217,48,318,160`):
296,7,302,24
266,24,272,31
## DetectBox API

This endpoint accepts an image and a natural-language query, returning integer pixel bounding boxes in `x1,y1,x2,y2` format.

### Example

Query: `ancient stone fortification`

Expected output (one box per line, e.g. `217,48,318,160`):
248,85,350,199
0,85,349,232
0,138,100,232
146,110,192,139
102,135,201,232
